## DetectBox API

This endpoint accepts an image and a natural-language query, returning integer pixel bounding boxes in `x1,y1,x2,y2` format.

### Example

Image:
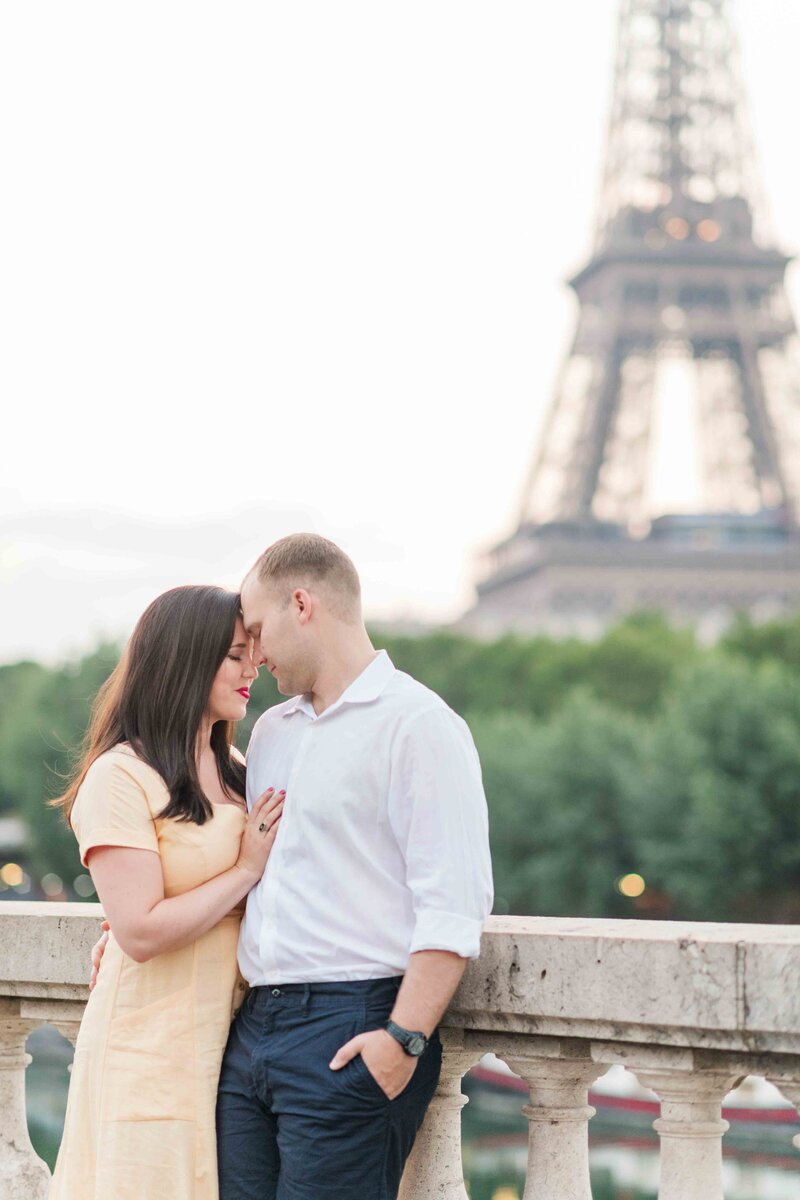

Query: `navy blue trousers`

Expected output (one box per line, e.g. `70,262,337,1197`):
216,976,443,1200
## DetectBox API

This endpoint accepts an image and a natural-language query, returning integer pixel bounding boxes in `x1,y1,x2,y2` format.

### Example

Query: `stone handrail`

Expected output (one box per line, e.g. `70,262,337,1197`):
3,902,800,1198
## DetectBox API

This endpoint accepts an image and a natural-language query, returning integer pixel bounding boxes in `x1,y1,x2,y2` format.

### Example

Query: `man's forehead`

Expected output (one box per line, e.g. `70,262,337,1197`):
240,598,261,630
240,582,276,628
240,574,265,605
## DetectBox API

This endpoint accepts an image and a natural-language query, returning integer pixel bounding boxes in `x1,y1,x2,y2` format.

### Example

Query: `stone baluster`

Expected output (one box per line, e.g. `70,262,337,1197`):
25,998,86,1074
499,1051,607,1200
631,1068,744,1200
763,1071,800,1152
398,1029,484,1200
0,1000,50,1200
52,1019,81,1053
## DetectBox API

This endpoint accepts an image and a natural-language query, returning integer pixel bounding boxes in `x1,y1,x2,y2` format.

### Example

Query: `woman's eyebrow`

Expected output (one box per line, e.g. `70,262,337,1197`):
230,642,249,649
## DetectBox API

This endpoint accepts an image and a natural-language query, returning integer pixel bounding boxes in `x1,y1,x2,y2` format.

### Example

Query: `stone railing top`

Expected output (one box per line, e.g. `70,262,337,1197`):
0,900,104,999
2,903,799,1054
453,915,800,1055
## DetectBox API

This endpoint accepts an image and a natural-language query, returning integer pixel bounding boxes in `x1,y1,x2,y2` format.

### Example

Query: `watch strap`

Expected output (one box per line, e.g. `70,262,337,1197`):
384,1018,428,1056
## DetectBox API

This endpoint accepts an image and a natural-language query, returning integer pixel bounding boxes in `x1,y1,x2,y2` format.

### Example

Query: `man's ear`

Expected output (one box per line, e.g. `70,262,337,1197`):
293,587,314,624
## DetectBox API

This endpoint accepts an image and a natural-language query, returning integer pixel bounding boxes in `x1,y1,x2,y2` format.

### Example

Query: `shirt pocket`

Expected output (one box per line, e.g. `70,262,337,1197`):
103,984,195,1121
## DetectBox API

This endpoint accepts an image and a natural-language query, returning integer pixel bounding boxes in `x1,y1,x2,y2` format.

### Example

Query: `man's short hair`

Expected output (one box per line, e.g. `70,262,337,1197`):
247,533,362,620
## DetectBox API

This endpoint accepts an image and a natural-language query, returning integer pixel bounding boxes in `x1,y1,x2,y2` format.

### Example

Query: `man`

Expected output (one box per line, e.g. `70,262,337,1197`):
221,531,493,1199
93,532,494,1200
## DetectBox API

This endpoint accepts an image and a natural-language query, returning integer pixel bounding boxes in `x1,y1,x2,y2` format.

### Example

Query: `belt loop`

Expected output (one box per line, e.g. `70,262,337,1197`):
302,982,311,1011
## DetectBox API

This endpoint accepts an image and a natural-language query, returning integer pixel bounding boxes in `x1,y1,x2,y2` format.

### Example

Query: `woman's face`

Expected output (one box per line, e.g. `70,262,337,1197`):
205,617,259,725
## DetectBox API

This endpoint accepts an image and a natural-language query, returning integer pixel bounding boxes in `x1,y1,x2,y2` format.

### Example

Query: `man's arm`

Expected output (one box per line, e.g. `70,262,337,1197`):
388,948,467,1036
329,949,467,1099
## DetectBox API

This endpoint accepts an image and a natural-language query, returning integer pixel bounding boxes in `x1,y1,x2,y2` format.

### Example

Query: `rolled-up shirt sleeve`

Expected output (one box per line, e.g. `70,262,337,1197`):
387,704,494,958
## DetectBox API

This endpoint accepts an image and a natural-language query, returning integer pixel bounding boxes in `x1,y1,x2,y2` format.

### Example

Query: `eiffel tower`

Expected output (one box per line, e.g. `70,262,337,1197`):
463,0,800,639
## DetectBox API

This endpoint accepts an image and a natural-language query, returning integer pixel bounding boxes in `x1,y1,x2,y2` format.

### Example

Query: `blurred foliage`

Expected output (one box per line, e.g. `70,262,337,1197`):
0,645,121,882
630,655,800,922
373,612,696,719
466,696,645,919
721,609,800,670
3,609,800,921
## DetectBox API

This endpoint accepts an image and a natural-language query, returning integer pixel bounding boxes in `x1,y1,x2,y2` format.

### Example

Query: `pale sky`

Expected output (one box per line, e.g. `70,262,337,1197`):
2,1,800,664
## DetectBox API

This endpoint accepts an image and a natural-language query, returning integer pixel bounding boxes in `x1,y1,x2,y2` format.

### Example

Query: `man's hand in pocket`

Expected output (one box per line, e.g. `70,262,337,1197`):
329,1028,417,1100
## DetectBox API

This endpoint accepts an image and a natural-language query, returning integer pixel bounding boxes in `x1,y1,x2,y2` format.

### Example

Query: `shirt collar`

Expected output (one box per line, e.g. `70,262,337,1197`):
282,649,396,720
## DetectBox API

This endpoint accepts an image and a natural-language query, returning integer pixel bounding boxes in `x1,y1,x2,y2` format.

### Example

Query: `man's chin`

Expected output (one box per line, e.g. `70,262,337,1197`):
272,666,310,697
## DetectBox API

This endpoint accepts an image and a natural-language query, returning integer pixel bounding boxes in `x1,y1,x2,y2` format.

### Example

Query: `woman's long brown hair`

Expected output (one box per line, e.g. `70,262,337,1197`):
50,585,247,826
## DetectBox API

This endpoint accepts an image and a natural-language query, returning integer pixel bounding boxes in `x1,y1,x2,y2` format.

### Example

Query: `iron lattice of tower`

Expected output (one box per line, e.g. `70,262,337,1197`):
462,0,800,640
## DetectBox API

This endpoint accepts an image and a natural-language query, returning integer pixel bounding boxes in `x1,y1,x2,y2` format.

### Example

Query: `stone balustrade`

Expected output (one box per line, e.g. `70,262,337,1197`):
3,902,800,1198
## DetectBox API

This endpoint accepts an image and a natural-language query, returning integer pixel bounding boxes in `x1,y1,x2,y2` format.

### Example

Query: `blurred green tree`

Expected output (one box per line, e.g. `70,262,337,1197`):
630,655,800,921
0,644,121,883
468,694,645,919
3,610,800,920
721,610,800,670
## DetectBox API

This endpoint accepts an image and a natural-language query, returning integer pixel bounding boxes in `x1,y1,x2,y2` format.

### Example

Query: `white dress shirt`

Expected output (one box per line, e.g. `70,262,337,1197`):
237,649,494,984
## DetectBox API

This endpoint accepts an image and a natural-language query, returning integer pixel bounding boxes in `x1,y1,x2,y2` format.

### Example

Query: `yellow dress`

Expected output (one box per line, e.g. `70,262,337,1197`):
48,742,249,1200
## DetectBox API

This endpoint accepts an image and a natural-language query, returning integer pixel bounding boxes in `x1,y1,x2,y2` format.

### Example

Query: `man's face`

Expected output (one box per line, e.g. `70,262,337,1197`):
240,575,315,696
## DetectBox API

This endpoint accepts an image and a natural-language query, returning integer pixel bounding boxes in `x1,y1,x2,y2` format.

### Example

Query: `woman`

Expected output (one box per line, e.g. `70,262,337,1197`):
47,584,284,1200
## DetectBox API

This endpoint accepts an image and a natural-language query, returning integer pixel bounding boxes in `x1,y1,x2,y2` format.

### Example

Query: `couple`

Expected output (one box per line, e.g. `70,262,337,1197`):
48,532,494,1200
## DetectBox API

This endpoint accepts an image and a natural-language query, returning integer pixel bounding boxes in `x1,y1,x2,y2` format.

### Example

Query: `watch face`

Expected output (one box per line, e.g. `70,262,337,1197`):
407,1033,427,1056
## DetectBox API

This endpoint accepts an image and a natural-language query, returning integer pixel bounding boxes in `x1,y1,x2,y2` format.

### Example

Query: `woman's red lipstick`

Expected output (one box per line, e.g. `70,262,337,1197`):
236,688,250,699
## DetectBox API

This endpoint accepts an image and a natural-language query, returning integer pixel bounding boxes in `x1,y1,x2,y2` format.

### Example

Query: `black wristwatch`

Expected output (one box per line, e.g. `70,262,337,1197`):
384,1019,428,1057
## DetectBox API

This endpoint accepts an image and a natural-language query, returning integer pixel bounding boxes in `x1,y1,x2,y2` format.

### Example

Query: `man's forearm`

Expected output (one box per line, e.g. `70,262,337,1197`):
389,949,468,1036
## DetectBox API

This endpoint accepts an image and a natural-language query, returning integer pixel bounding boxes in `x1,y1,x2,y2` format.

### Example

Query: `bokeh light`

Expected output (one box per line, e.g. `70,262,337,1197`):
697,218,721,241
664,216,690,239
0,862,24,887
617,872,646,898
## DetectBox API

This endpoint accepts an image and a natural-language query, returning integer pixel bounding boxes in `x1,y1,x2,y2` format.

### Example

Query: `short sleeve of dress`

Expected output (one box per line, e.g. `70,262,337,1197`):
71,753,160,868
